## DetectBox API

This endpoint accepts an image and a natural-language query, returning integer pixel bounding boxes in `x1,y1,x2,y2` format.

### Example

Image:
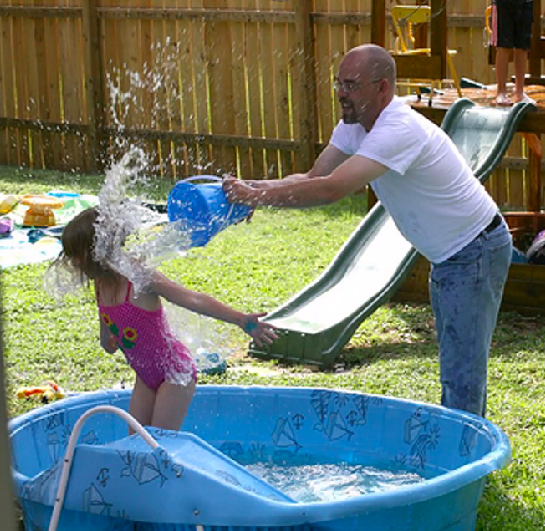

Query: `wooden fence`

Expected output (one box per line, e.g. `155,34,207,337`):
0,0,544,211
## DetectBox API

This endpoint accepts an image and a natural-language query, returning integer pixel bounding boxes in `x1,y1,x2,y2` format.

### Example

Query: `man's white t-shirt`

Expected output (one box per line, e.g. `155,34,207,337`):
330,96,498,263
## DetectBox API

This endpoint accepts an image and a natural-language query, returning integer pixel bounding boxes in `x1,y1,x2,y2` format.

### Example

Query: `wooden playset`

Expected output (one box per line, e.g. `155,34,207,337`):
372,1,545,314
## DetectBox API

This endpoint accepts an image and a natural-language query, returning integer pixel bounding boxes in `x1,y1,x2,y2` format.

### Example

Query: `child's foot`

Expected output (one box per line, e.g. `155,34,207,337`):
495,93,513,106
514,92,536,104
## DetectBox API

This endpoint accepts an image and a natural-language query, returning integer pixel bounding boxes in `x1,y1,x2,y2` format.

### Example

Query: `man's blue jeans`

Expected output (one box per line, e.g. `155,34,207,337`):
429,220,512,417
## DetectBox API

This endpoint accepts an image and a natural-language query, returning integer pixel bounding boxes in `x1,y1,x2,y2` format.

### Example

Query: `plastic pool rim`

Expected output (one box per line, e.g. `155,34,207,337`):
9,385,511,526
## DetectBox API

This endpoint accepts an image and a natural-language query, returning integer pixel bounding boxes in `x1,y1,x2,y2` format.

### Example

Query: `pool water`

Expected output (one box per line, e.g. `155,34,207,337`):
246,462,425,502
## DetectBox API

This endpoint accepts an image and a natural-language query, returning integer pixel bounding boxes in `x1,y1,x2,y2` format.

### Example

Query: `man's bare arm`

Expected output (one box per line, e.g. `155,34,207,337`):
225,145,350,190
223,154,387,208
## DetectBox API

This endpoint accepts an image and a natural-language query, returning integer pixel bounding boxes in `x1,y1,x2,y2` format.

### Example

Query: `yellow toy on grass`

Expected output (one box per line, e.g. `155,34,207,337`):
20,195,65,227
16,381,66,404
0,194,18,214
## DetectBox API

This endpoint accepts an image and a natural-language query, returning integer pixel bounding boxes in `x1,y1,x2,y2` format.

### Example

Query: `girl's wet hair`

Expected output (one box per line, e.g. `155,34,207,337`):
58,207,117,282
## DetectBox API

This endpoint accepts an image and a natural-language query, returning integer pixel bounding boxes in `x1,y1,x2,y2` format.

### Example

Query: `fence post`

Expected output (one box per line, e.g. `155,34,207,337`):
430,0,447,79
529,0,542,82
294,0,317,173
371,0,386,46
82,0,106,173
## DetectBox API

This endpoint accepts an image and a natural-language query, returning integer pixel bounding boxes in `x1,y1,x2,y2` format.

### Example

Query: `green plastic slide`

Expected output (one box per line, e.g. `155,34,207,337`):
250,98,535,368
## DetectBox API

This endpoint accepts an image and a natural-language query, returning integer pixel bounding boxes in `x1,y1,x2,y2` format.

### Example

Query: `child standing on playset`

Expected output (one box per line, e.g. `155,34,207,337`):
52,207,277,431
492,0,534,105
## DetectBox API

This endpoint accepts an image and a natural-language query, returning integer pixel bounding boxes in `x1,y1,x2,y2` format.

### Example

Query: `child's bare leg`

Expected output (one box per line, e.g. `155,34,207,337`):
129,375,156,433
513,48,529,102
151,380,196,431
495,47,512,105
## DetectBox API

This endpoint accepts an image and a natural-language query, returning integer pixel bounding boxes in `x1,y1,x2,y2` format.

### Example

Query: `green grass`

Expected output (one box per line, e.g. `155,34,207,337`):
2,166,545,529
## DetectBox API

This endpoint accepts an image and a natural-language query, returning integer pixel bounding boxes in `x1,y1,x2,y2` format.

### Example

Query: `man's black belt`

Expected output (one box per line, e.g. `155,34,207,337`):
483,213,502,234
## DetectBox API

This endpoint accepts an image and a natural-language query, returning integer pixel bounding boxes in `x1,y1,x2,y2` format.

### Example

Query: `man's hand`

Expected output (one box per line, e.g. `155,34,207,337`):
222,176,256,206
222,176,256,221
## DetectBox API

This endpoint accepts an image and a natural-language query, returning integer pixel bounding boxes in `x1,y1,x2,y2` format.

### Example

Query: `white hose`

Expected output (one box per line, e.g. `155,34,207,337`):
48,405,159,531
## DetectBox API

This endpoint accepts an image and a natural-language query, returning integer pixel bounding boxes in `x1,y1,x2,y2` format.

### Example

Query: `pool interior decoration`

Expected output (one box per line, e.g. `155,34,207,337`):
9,386,510,531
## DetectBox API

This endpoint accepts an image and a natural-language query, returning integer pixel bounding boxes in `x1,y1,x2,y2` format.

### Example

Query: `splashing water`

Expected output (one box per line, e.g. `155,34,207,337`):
93,145,192,295
246,462,424,502
46,43,234,372
92,149,231,372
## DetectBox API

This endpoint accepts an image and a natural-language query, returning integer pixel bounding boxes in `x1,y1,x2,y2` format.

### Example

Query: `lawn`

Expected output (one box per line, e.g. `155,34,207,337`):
2,165,545,530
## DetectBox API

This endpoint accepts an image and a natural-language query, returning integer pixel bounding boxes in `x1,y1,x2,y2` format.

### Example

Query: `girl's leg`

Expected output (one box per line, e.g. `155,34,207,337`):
151,380,196,431
129,375,156,432
495,47,512,105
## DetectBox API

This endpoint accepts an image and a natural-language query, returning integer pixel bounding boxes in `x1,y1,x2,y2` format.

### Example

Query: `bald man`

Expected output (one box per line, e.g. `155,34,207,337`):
223,44,512,417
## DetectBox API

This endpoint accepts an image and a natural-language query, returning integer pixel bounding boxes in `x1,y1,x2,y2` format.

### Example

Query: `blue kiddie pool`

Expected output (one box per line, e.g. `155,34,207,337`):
9,386,510,531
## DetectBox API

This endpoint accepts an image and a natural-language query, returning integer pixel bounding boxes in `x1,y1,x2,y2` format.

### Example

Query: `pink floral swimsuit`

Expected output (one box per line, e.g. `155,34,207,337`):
98,281,197,391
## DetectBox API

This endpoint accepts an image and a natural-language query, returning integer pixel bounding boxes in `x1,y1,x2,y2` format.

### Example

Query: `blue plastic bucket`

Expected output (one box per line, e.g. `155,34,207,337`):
167,176,251,247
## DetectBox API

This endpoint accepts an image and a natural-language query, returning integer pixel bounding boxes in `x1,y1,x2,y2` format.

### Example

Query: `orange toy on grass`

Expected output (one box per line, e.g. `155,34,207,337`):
20,195,65,227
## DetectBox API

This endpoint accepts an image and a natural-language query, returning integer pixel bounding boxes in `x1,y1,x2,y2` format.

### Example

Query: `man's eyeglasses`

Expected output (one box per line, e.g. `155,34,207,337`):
333,79,380,93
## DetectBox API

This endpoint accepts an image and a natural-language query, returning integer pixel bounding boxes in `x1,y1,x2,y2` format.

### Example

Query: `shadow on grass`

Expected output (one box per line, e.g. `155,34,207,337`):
340,341,438,368
262,302,545,372
490,311,545,359
477,475,545,530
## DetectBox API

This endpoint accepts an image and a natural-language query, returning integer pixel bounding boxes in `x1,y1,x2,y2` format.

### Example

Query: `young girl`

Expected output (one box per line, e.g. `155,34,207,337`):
55,207,277,431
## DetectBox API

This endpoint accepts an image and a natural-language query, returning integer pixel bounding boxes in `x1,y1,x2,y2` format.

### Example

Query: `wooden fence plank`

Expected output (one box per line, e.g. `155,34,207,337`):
449,0,473,89
144,0,164,176
173,0,193,179
138,0,154,175
33,0,54,169
468,0,492,84
228,0,252,178
45,13,64,168
273,17,293,177
73,12,87,172
294,0,317,172
344,0,360,51
25,0,43,168
314,0,333,147
327,1,345,142
258,0,278,179
154,0,173,178
358,0,371,50
143,0,165,181
82,0,105,173
57,8,76,170
57,3,75,171
161,3,179,179
508,134,526,209
246,6,265,178
202,0,237,176
0,13,6,165
12,6,29,166
0,10,12,165
186,0,210,175
102,0,123,166
287,15,299,147
117,7,139,132
494,166,510,209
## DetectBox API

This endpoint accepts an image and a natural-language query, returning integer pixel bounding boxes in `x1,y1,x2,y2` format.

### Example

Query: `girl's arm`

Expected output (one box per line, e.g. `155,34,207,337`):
95,282,118,353
149,272,277,346
99,314,119,353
